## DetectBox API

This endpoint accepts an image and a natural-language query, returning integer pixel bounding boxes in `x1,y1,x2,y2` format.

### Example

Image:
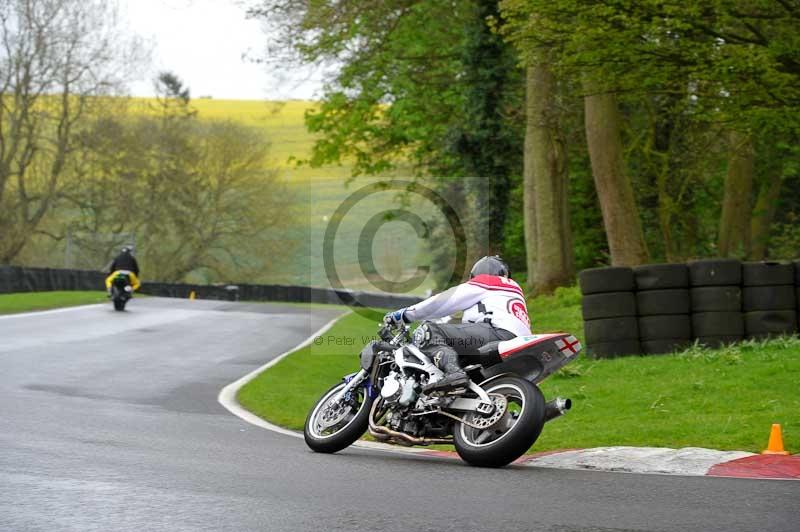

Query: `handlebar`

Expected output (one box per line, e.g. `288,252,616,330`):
379,322,409,345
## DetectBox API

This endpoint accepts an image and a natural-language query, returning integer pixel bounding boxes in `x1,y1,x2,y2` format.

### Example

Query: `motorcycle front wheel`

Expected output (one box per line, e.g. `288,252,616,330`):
453,376,545,468
304,381,373,454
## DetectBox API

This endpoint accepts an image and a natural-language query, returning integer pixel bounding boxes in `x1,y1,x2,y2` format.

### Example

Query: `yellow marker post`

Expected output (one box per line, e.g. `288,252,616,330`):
189,290,196,301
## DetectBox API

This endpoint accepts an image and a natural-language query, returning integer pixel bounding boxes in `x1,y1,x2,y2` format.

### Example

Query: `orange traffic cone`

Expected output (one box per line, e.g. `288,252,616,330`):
762,423,790,455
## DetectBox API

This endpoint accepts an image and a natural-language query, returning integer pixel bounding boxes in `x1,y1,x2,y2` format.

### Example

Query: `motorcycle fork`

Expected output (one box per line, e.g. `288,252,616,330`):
331,368,368,404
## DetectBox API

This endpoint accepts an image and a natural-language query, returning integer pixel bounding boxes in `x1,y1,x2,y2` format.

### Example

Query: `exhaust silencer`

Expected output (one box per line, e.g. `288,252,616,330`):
544,397,572,422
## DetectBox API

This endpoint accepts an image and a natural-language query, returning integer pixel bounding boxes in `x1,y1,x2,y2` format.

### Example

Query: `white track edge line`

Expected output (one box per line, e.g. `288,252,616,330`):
217,314,774,473
218,312,350,439
0,303,106,320
217,311,440,456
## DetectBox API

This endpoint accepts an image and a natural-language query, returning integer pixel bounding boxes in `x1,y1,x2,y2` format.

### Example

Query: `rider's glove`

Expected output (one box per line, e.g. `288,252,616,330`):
383,309,409,326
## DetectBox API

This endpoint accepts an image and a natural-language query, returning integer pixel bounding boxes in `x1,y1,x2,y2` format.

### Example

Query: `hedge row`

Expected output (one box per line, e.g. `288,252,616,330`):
579,259,800,358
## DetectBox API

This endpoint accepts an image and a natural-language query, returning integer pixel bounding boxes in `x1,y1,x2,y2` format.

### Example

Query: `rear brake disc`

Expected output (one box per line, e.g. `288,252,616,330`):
468,394,507,430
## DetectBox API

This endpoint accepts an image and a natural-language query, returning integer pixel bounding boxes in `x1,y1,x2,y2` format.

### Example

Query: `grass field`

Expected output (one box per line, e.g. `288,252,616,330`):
0,291,108,314
238,289,800,454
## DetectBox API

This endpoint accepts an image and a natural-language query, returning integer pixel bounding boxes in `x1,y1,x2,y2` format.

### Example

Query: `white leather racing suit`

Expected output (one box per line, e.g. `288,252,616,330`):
404,274,531,337
394,274,532,377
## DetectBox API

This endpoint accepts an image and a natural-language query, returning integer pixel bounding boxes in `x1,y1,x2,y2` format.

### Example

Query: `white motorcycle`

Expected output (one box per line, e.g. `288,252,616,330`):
304,321,581,467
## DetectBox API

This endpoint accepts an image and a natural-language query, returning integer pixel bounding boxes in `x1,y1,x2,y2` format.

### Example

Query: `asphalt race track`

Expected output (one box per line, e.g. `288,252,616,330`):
1,298,797,532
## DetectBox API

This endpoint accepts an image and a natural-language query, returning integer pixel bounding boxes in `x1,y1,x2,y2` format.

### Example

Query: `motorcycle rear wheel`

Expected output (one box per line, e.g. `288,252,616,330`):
304,381,373,454
453,376,545,467
111,288,126,311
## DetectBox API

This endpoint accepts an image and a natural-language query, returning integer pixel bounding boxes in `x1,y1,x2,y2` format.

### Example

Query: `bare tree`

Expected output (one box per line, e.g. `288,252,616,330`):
73,84,297,284
139,119,298,283
0,0,143,263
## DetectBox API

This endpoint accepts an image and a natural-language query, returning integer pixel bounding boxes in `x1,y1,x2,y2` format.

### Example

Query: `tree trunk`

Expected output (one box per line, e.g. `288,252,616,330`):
749,169,782,260
583,86,649,266
718,131,754,257
525,63,574,294
522,103,537,291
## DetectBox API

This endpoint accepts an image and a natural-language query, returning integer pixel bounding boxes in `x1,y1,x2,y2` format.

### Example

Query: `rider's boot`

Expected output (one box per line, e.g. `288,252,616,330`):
423,349,468,393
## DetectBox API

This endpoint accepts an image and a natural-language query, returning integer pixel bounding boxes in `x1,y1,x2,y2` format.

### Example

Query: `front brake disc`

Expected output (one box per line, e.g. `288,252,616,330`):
318,401,349,430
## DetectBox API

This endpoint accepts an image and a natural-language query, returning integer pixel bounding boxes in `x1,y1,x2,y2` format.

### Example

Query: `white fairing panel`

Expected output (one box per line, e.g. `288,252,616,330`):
498,334,582,359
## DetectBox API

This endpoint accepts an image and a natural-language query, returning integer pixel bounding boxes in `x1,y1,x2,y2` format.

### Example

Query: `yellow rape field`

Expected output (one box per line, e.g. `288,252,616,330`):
127,97,344,181
191,99,320,169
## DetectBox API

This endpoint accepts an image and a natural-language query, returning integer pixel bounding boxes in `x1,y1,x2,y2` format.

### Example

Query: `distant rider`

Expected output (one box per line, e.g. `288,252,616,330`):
384,255,531,393
105,246,141,295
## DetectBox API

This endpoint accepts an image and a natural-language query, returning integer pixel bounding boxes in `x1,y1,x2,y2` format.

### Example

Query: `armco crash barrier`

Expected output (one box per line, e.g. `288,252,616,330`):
0,266,422,309
140,281,422,309
579,259,800,358
0,265,105,293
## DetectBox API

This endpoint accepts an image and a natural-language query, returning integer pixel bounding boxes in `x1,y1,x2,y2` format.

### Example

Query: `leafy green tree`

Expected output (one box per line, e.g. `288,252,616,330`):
501,0,800,263
749,131,799,259
249,0,527,284
249,0,471,175
452,0,521,255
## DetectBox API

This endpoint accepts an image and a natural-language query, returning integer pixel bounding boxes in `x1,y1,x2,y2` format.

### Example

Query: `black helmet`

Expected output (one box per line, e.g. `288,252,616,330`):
470,255,510,278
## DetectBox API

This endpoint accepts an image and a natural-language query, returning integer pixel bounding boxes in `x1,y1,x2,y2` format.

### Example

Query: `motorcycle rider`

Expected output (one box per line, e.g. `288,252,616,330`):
384,255,531,393
105,246,141,295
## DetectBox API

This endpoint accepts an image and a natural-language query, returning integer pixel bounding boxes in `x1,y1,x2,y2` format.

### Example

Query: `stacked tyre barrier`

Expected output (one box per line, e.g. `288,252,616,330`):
742,262,797,339
579,267,640,358
580,259,799,358
689,259,743,348
797,260,800,329
634,264,691,355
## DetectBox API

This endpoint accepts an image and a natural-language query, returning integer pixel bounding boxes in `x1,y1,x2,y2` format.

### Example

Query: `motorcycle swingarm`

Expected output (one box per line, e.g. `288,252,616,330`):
443,381,494,414
447,398,484,412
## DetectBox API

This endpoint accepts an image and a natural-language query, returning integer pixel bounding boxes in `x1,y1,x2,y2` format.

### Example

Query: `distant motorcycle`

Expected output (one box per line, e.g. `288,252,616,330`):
304,321,581,467
108,271,134,311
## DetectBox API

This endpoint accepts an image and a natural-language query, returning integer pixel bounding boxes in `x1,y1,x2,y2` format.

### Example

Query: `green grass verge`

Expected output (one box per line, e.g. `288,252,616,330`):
535,337,799,453
238,288,800,453
238,308,386,429
527,285,584,344
0,291,108,315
